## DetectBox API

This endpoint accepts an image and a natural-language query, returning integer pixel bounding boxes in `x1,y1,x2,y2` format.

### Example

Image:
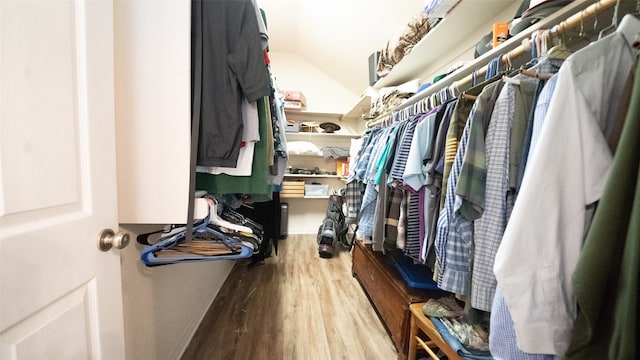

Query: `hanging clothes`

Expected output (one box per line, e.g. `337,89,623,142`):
436,78,502,295
196,97,272,196
471,78,537,312
421,101,456,266
192,0,270,168
566,59,640,360
493,15,640,356
489,60,563,360
403,107,441,260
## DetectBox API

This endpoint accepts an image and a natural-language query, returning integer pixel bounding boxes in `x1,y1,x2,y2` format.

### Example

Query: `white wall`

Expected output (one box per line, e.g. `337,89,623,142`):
119,224,234,360
113,2,235,359
269,52,359,114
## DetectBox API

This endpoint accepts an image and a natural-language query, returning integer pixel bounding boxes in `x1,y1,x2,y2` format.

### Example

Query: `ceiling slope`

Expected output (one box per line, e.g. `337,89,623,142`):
260,0,425,95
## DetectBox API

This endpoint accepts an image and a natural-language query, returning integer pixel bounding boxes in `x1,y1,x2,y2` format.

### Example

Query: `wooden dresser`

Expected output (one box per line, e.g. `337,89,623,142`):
351,240,444,359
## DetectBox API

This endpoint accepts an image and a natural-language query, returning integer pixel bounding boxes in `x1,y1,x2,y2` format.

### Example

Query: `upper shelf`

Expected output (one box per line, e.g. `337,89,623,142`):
285,132,360,140
341,94,372,121
372,0,520,89
284,110,342,122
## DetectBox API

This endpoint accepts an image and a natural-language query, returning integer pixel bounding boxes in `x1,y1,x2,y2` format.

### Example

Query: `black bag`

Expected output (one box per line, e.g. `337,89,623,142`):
317,194,349,258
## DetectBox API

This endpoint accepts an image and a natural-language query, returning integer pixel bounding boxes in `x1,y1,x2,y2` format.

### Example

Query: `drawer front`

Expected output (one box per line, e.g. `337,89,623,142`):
352,243,408,352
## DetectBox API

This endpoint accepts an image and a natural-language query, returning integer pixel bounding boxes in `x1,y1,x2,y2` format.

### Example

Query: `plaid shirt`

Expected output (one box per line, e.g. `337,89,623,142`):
490,60,563,359
471,83,516,311
345,180,364,221
384,180,404,249
490,286,554,360
357,129,391,239
440,96,475,211
438,81,502,294
435,107,473,291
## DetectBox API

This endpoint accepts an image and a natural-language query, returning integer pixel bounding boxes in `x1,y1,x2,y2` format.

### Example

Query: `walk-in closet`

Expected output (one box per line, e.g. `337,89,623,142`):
2,0,640,359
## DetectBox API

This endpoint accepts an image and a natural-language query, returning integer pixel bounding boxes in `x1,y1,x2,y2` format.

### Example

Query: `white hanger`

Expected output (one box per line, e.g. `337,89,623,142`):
502,75,521,86
206,198,253,234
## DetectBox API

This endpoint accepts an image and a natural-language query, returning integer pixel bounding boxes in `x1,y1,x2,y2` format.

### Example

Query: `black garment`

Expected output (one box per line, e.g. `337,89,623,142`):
234,192,281,264
192,0,270,167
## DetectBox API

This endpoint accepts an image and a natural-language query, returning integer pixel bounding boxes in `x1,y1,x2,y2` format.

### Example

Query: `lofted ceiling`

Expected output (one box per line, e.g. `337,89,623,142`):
260,0,425,95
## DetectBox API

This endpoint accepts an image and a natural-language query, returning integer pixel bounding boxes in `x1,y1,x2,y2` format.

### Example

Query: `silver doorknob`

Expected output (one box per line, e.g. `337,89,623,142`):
98,229,131,251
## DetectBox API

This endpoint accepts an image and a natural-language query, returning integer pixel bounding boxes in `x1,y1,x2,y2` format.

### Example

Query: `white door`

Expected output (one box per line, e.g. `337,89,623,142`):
0,0,126,359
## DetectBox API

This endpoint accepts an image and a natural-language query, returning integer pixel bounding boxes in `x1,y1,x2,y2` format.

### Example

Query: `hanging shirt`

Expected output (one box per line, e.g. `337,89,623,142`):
490,64,561,360
566,58,640,360
422,101,456,266
195,0,270,167
196,97,271,196
404,108,440,260
435,109,472,291
471,78,537,312
493,16,640,356
403,108,441,191
196,98,261,176
437,80,500,294
440,95,475,211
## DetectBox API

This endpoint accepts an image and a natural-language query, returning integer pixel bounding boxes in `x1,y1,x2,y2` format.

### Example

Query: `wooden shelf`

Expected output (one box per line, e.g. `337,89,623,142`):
284,110,342,122
372,0,520,89
285,132,360,140
284,174,343,178
342,94,371,121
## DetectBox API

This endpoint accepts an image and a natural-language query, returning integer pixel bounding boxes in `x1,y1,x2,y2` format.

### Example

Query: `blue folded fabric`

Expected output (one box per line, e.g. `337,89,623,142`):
430,317,494,360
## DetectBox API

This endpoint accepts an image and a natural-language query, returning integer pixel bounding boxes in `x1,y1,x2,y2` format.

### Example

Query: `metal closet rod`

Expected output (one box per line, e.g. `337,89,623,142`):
366,0,619,128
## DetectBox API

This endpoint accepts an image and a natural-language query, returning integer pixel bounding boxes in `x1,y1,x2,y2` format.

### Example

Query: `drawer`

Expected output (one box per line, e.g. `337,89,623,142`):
352,241,443,357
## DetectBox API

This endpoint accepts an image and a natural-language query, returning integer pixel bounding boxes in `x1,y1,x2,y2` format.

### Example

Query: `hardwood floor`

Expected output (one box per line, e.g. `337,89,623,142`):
181,234,398,360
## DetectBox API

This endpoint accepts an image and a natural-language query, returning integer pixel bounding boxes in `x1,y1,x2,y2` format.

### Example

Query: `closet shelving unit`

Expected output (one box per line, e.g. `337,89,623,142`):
284,109,363,232
348,0,613,358
371,0,522,90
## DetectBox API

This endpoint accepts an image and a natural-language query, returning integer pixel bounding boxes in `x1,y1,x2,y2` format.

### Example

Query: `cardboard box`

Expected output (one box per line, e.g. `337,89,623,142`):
281,181,305,198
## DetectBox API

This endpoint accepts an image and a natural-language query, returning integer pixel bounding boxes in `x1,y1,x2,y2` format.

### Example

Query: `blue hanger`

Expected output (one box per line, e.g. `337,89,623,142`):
139,209,254,267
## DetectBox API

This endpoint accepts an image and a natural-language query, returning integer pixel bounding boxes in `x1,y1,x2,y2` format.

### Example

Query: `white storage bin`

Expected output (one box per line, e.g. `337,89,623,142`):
305,184,329,197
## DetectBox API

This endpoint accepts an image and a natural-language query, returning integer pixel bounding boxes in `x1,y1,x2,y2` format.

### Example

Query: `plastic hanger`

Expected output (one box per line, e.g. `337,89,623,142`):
546,22,572,60
139,211,254,267
599,0,622,39
220,208,264,235
206,197,253,234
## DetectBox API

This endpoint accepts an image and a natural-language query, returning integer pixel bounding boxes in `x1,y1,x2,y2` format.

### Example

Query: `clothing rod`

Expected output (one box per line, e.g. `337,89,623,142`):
452,0,618,90
366,0,615,128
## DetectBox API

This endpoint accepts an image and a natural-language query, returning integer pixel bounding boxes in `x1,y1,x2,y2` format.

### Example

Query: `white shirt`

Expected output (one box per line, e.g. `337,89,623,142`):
493,15,640,357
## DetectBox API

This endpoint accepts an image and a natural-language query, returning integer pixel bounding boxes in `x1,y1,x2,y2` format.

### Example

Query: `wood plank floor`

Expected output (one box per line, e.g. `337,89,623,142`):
181,234,398,360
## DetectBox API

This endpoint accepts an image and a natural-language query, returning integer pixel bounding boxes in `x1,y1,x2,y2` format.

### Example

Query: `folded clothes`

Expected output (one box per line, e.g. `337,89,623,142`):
321,147,350,159
422,296,465,318
440,317,489,352
430,317,493,359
